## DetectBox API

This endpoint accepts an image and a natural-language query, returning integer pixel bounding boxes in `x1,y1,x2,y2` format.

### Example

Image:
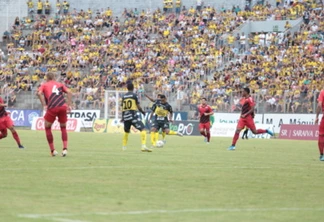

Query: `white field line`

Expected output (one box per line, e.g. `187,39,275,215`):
18,207,324,219
0,166,272,171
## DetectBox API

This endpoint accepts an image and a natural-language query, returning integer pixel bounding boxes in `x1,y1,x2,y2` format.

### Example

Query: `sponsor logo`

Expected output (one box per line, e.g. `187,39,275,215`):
279,124,319,140
35,118,78,131
92,119,108,133
28,112,39,124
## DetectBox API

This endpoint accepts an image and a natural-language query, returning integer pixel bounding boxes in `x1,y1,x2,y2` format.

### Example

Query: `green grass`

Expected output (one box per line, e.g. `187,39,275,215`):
0,130,323,222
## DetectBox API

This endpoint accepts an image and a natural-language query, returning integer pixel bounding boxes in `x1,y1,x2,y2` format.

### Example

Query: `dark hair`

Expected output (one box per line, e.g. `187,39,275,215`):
127,82,134,91
160,94,166,99
157,94,163,97
243,87,250,94
201,97,207,101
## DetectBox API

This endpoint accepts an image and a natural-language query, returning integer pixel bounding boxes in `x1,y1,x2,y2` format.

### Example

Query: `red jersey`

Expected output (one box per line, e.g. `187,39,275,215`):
198,104,212,123
317,90,324,112
240,96,255,116
0,97,7,117
38,80,68,109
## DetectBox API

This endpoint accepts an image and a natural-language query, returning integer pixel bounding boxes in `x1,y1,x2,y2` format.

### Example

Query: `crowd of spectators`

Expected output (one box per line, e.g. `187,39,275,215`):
0,0,322,114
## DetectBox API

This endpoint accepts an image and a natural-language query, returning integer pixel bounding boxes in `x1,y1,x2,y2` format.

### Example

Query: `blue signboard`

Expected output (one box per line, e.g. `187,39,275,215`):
7,109,41,127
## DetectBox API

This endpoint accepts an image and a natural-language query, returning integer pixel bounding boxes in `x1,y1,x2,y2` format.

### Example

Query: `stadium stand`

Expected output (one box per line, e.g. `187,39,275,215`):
0,0,323,117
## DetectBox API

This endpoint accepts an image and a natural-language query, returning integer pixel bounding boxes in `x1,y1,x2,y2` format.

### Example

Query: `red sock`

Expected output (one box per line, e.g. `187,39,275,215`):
45,127,55,151
12,131,21,145
200,131,206,137
232,132,240,146
206,132,211,142
0,129,7,139
61,126,68,149
318,135,324,155
256,129,267,134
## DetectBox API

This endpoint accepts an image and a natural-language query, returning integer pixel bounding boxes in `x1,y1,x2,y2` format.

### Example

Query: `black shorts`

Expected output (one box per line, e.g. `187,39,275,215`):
151,121,169,131
37,9,42,14
124,119,145,133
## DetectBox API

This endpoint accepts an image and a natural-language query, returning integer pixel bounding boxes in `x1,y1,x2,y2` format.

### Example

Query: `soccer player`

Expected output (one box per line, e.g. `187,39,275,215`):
37,72,72,157
315,89,324,161
198,98,213,144
228,88,273,150
0,97,24,148
150,95,183,147
121,82,151,152
147,94,168,143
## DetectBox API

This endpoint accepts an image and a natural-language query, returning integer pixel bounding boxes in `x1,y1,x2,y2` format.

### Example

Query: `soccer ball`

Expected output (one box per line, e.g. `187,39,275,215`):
156,140,164,148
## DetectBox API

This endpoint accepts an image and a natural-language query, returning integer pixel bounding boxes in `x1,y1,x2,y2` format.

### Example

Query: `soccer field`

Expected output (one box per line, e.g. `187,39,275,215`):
0,130,323,222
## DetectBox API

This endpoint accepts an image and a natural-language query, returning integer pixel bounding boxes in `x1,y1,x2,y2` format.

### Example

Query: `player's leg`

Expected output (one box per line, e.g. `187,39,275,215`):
228,118,244,150
7,126,24,148
0,128,8,139
43,110,57,156
134,120,151,152
199,123,207,140
58,106,68,156
318,118,324,161
150,121,158,147
247,116,273,136
166,122,183,137
242,127,249,139
205,122,211,143
122,121,131,150
161,129,166,143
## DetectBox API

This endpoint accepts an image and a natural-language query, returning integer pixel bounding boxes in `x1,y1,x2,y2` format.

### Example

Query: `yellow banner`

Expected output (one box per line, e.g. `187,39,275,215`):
106,119,142,134
92,119,108,133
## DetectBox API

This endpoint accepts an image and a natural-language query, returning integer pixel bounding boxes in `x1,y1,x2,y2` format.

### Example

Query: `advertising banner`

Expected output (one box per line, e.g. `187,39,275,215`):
31,117,81,132
279,124,318,140
262,114,316,134
104,119,200,135
92,119,108,133
211,123,273,139
67,110,100,128
213,113,318,133
7,109,41,127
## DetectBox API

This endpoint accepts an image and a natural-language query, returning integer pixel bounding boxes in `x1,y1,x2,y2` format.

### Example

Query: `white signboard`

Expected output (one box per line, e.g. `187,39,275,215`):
31,117,81,132
213,113,318,133
211,123,273,139
67,110,100,128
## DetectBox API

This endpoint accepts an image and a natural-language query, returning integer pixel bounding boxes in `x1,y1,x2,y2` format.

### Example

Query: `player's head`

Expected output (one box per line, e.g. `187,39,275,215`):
126,82,134,91
160,94,166,103
46,72,55,81
157,94,163,100
242,87,250,97
201,97,207,105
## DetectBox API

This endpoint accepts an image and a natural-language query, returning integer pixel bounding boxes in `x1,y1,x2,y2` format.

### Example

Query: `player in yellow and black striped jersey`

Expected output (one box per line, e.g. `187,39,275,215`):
149,95,183,147
121,82,151,152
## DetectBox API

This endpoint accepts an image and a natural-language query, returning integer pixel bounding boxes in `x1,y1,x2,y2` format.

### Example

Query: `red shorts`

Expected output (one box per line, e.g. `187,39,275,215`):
199,122,211,131
44,106,67,124
319,117,324,135
237,115,256,131
0,115,14,130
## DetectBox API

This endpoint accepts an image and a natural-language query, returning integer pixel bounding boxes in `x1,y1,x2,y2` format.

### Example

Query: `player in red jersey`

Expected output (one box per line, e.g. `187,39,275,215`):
37,73,72,157
198,98,213,143
0,97,24,148
315,89,324,161
228,88,273,150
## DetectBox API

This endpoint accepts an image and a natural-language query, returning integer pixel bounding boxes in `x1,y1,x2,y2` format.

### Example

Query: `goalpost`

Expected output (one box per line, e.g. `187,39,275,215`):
104,90,128,120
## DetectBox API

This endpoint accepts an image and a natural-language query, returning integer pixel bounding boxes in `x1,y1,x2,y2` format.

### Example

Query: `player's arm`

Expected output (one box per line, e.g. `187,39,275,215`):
168,105,173,122
144,94,155,102
136,102,145,115
0,98,7,107
315,92,323,124
36,86,46,110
